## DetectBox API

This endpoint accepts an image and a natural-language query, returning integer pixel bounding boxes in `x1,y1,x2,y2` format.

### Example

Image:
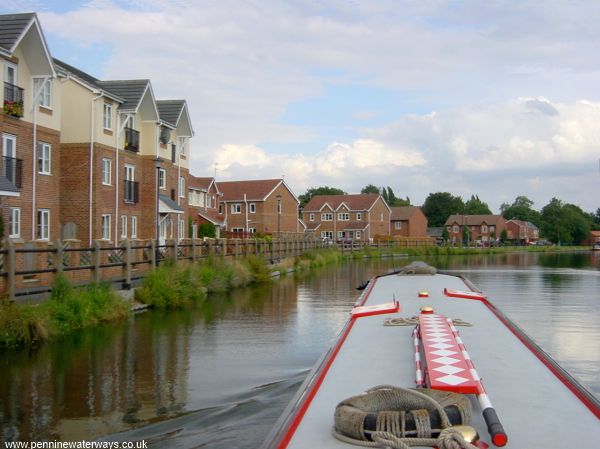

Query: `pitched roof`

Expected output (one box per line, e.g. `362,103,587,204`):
156,100,185,126
198,210,225,226
189,176,216,191
506,219,539,229
96,79,151,111
445,214,505,226
217,179,285,202
303,194,383,212
54,58,125,102
391,206,420,221
0,13,35,53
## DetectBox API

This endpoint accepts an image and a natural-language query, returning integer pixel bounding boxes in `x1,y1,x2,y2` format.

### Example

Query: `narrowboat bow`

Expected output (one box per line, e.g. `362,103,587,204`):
262,262,600,449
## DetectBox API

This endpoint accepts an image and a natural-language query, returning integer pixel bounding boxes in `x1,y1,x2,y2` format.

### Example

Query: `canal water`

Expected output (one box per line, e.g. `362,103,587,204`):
1,252,598,447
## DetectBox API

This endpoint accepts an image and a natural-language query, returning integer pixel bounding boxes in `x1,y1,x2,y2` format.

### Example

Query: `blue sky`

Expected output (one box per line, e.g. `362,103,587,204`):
3,1,599,213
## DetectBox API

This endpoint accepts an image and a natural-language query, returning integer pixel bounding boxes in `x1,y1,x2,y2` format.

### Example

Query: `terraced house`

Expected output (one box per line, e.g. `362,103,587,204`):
187,176,224,238
445,214,507,246
1,13,60,241
302,194,391,241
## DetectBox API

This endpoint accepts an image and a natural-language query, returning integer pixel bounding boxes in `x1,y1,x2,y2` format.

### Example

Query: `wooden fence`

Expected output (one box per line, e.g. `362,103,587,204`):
0,236,435,301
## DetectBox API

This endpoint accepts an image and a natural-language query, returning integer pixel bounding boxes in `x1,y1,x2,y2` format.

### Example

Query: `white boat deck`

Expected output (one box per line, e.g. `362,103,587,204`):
265,270,600,449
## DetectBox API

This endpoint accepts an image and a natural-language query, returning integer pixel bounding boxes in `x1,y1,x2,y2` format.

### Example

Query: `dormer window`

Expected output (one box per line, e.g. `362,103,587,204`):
160,126,170,145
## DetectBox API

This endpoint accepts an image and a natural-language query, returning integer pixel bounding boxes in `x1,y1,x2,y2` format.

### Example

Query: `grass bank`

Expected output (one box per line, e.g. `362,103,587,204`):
0,275,129,349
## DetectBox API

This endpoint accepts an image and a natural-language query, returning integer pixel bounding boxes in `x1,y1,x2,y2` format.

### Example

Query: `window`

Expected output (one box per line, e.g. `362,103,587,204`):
338,213,349,221
33,77,51,108
207,195,213,208
121,215,127,239
380,213,384,221
191,223,197,239
356,230,362,240
179,176,185,197
232,227,244,233
9,208,20,238
131,216,138,238
179,140,185,155
249,203,256,213
395,221,402,230
231,203,241,214
309,213,315,222
101,214,111,240
158,168,166,189
321,213,333,221
356,213,362,220
178,219,185,240
102,158,111,185
37,209,50,240
103,103,112,129
321,231,333,239
248,228,256,233
37,142,51,174
453,225,459,233
481,225,488,233
2,134,17,183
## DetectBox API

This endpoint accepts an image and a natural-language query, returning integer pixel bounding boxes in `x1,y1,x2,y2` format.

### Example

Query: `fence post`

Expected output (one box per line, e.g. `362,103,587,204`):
172,239,178,261
54,240,63,277
93,240,102,283
150,239,157,270
7,239,16,302
124,239,132,289
235,239,240,260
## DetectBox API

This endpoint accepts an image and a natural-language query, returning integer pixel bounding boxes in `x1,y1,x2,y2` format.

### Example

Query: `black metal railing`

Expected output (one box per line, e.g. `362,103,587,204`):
124,180,139,203
1,156,23,188
124,127,139,152
4,82,24,118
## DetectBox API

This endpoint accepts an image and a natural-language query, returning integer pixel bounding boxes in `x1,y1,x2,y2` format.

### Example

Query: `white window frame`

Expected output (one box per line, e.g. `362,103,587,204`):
249,202,256,213
321,231,333,239
395,221,402,230
337,231,345,239
33,77,51,108
232,227,244,233
179,218,185,240
231,203,241,214
4,62,17,85
309,213,315,222
356,230,362,240
179,176,185,198
103,103,112,130
481,225,488,233
158,168,166,189
121,215,127,239
453,225,459,233
356,213,362,220
124,164,135,181
9,207,20,238
338,212,349,221
179,140,185,156
2,133,16,158
321,213,333,221
102,158,112,185
131,216,138,239
37,142,51,175
37,209,50,241
101,214,111,240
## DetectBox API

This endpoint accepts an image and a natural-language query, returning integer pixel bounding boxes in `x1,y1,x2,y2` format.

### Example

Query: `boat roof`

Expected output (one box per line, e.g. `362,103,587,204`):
263,267,600,448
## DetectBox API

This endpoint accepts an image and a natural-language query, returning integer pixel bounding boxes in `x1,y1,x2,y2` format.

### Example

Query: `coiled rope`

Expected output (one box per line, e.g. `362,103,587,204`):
333,386,476,449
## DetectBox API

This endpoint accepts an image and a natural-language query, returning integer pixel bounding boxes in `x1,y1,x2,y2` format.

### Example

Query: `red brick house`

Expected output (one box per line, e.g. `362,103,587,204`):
302,194,391,241
187,176,224,237
505,219,539,245
1,13,60,242
445,214,506,246
390,206,428,237
216,179,300,237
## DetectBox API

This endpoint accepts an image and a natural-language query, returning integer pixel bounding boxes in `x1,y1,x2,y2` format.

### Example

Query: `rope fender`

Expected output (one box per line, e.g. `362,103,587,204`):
333,386,473,447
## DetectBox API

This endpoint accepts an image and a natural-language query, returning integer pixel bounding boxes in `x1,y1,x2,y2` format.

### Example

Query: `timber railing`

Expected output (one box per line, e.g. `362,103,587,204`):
0,236,435,301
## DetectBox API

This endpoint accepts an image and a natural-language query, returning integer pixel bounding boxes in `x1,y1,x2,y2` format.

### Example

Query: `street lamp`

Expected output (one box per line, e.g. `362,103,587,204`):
276,194,282,239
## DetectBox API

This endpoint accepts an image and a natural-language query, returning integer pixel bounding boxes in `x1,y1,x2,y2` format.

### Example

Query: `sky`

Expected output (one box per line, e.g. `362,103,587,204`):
4,0,599,213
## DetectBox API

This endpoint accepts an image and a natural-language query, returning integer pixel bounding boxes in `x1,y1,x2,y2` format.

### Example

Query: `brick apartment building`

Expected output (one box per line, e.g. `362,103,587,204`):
187,176,224,237
505,219,539,245
217,179,300,236
302,194,391,241
445,214,507,246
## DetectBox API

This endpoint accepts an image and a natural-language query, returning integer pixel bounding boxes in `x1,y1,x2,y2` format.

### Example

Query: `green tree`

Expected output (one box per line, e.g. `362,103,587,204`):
421,192,465,227
539,198,591,245
500,229,508,242
464,195,492,215
441,227,450,243
500,196,541,226
199,223,216,238
299,186,346,207
381,186,410,206
361,184,380,194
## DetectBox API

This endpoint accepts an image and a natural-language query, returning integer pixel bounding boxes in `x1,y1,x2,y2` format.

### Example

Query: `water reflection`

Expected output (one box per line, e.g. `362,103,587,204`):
0,253,598,446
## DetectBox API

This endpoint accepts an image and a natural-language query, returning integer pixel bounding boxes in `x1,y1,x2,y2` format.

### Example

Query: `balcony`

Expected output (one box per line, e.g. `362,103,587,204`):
4,82,24,118
124,179,139,203
1,156,23,189
124,127,139,152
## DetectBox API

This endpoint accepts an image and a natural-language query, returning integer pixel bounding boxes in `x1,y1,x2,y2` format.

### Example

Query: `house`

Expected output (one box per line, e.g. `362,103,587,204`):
445,214,506,246
586,230,600,246
505,219,539,245
390,206,428,237
54,60,194,244
1,13,60,241
187,176,224,237
302,194,391,241
216,179,300,237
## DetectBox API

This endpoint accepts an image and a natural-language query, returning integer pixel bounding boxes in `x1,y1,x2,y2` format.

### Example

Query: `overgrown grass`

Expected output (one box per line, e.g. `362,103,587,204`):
0,275,129,349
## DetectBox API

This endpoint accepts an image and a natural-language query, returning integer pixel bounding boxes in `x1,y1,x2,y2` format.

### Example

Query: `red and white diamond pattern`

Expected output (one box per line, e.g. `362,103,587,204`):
419,314,479,394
